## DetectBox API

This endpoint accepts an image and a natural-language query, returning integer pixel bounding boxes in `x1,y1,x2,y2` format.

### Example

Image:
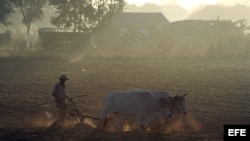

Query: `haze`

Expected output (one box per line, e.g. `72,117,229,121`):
125,0,250,22
126,0,250,11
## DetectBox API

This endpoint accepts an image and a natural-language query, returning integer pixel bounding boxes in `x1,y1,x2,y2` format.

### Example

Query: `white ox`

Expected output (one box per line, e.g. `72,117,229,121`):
149,90,187,115
143,90,188,130
122,89,187,130
129,89,187,115
97,90,171,131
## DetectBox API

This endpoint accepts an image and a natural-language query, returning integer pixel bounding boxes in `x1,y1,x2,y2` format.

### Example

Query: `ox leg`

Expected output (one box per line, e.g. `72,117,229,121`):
97,117,108,131
113,116,122,132
147,113,165,133
97,113,109,131
136,115,148,133
102,116,108,130
149,116,165,133
138,114,160,133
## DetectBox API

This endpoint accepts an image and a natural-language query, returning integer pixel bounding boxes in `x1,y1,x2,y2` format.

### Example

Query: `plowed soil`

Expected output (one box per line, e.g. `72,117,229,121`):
0,57,250,141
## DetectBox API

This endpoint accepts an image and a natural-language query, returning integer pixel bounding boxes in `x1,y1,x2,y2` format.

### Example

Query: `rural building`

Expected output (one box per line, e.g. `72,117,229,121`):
94,12,170,48
39,12,170,50
38,27,89,50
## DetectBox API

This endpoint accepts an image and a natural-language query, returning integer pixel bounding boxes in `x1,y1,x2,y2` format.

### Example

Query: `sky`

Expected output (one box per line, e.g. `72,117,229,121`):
125,0,250,12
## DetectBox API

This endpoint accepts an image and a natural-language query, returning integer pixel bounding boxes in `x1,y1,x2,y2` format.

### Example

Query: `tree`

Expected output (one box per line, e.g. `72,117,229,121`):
49,0,73,31
234,19,250,33
108,0,125,13
49,0,125,32
20,0,46,35
0,0,17,25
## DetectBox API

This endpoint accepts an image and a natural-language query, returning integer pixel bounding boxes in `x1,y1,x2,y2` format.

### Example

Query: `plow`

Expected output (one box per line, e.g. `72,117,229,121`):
66,97,100,124
31,95,100,126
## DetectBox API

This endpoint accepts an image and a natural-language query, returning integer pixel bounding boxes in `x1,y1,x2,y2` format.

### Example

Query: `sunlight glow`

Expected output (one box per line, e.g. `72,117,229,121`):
126,0,165,6
177,0,218,10
126,0,219,11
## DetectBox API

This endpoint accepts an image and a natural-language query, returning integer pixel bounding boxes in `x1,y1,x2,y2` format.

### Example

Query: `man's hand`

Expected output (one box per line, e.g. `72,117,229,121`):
66,95,73,101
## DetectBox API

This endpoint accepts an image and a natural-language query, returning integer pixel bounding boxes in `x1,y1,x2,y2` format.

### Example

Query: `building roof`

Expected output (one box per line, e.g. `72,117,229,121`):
110,12,170,27
93,12,170,35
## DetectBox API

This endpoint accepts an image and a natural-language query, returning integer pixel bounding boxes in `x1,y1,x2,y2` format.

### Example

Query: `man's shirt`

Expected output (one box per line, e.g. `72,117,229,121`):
52,83,66,103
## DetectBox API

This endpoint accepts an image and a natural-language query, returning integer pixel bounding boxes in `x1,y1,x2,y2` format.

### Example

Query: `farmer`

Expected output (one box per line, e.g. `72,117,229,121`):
52,74,72,126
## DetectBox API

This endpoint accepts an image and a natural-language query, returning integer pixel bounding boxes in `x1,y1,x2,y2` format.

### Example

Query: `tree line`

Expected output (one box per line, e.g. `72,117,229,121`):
0,0,125,35
1,1,250,59
93,18,250,59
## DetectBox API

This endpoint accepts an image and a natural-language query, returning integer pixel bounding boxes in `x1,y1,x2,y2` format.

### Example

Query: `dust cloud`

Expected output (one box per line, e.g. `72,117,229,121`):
79,114,202,134
163,114,202,134
31,118,55,128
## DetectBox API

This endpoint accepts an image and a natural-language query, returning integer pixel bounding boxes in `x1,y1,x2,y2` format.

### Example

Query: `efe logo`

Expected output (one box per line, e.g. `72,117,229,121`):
228,129,246,136
224,125,250,141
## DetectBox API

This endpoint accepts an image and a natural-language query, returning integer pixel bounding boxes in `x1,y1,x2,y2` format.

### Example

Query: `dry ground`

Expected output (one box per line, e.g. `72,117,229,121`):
0,57,250,141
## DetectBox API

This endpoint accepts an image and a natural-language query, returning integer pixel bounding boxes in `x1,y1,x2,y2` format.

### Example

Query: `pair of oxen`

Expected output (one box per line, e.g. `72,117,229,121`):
97,89,187,132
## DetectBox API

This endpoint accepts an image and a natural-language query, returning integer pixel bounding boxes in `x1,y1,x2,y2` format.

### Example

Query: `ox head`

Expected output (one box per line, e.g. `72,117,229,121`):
170,93,188,115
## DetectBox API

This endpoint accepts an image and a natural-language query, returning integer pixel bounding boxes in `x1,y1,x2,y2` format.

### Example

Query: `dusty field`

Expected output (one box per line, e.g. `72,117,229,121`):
0,57,250,141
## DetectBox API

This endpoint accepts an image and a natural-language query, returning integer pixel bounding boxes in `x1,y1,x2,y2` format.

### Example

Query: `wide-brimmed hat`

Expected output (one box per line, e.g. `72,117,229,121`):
58,74,69,80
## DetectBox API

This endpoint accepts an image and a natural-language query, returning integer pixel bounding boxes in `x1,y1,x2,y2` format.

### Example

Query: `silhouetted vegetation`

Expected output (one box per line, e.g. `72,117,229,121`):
89,18,250,60
48,0,125,32
20,0,46,35
1,1,250,60
0,0,18,25
162,19,250,59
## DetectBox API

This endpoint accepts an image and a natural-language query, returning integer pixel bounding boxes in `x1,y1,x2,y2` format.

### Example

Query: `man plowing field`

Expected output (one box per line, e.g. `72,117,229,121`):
51,74,71,126
50,74,99,127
